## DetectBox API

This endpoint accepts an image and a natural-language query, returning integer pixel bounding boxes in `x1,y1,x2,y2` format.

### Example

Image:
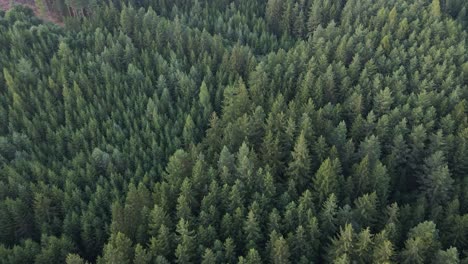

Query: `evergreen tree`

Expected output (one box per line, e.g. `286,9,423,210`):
243,209,262,250
420,151,454,206
175,219,196,264
101,232,133,264
271,236,291,264
313,158,341,205
287,131,311,192
246,248,262,264
401,221,441,264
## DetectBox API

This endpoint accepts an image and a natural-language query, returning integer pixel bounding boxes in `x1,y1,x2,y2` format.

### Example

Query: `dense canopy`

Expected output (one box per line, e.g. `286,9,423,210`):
0,0,467,263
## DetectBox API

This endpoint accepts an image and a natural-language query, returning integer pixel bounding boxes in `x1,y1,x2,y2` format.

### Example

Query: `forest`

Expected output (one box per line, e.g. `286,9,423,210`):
0,0,467,263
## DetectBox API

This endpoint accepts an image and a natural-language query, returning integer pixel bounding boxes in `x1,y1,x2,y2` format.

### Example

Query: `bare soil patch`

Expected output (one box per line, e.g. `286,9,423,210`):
0,0,63,25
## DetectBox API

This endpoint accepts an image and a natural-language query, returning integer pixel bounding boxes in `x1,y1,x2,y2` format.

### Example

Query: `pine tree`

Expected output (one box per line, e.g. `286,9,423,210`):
175,219,196,264
199,81,213,122
149,205,170,236
401,221,441,264
287,131,311,191
372,231,394,263
266,0,283,34
149,225,173,259
222,79,251,122
328,224,354,262
245,248,262,264
101,232,133,264
307,1,322,34
133,244,152,264
313,158,341,205
431,0,441,17
374,87,393,116
353,192,378,229
243,209,262,250
66,254,89,264
224,238,236,264
420,151,454,206
354,228,373,263
201,248,216,264
182,115,196,146
271,236,291,264
433,247,459,264
320,194,338,239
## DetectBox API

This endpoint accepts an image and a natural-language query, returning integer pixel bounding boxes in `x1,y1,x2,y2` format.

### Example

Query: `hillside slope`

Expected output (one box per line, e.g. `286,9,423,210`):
0,0,467,263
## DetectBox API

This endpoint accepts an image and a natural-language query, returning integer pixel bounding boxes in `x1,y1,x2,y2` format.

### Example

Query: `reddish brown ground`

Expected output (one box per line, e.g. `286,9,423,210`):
0,0,10,11
0,0,63,25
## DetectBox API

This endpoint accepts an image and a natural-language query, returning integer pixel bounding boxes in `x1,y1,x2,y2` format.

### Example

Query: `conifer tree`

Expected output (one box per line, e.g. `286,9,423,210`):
287,131,311,191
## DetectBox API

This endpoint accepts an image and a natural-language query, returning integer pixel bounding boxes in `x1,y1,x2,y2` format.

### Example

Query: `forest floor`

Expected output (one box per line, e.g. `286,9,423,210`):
0,0,62,24
0,0,10,11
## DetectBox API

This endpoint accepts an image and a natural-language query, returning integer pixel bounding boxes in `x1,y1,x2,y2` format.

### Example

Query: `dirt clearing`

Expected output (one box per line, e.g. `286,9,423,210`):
0,0,62,24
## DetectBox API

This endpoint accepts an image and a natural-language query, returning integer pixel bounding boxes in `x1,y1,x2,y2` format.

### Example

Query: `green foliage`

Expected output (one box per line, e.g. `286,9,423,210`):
101,232,133,264
66,254,89,264
271,236,291,264
401,221,441,264
0,0,467,262
287,131,311,192
313,158,342,205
